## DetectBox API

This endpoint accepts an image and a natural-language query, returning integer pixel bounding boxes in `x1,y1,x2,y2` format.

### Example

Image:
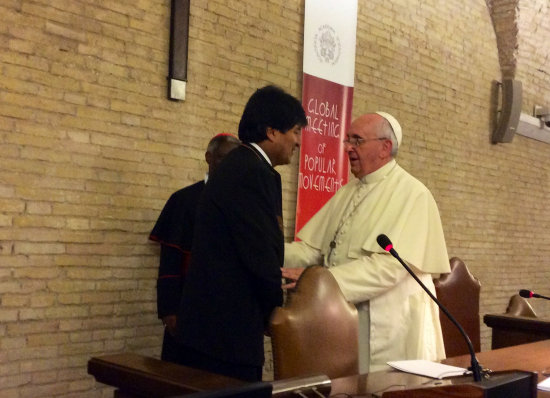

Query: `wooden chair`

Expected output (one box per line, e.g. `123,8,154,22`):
433,257,481,357
269,266,358,380
505,294,537,318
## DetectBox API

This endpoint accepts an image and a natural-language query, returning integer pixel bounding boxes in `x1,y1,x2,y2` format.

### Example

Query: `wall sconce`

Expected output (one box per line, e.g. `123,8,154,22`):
491,79,523,144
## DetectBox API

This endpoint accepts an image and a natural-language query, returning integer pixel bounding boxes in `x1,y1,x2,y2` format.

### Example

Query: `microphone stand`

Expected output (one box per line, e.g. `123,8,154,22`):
377,236,483,382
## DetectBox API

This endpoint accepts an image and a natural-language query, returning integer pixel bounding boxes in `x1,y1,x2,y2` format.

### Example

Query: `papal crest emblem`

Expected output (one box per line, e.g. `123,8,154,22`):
313,24,341,65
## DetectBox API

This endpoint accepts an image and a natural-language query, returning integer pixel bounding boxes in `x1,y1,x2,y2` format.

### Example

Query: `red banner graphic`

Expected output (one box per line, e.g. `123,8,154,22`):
295,73,353,235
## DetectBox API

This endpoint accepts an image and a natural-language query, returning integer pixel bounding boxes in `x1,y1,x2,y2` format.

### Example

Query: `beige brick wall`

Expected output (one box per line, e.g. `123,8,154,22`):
1,0,549,396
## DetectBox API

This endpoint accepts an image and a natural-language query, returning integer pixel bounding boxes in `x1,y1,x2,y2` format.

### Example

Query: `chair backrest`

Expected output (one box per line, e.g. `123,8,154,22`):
433,257,481,357
505,294,537,318
269,266,358,380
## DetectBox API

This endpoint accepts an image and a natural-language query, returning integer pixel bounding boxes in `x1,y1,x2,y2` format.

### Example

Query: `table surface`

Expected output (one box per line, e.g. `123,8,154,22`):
327,340,550,397
89,340,550,397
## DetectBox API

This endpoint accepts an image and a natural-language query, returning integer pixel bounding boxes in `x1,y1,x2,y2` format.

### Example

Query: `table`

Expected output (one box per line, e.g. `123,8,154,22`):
89,340,550,397
484,314,550,349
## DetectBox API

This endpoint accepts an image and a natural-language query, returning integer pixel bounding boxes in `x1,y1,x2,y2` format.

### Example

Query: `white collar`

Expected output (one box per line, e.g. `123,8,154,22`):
360,159,397,184
250,142,272,166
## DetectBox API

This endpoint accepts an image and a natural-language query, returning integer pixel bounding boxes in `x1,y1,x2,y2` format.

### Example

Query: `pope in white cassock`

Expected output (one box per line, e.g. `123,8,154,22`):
282,112,451,373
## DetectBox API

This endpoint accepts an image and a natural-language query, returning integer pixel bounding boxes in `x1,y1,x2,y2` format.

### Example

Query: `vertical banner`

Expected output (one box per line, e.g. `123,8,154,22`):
295,0,358,236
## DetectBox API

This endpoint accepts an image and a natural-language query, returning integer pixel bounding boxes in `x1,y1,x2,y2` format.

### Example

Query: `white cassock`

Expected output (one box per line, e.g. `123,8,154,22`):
285,159,451,373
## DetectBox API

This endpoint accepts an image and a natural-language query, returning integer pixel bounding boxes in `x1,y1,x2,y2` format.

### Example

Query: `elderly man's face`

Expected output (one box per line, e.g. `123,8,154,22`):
344,114,392,179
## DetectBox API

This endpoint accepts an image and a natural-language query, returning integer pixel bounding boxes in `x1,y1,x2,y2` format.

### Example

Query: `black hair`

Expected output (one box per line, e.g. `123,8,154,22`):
238,85,307,143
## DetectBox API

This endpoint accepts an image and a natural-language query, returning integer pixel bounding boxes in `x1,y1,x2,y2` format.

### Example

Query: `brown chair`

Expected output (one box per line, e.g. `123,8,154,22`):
505,294,537,317
433,257,481,357
269,266,358,380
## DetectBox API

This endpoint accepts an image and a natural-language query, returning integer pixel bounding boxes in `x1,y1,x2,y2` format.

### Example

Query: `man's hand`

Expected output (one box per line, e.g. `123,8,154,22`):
162,315,177,336
281,267,305,289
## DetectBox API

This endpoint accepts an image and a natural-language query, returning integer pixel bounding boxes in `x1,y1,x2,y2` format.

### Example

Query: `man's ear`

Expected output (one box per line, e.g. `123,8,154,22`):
265,127,277,142
205,151,212,166
381,140,393,158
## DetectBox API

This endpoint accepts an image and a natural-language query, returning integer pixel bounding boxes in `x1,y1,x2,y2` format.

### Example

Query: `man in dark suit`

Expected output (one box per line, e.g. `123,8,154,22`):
175,85,307,381
149,133,240,363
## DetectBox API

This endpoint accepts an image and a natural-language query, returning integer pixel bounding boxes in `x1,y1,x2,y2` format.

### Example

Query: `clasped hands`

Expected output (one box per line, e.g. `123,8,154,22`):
281,267,306,289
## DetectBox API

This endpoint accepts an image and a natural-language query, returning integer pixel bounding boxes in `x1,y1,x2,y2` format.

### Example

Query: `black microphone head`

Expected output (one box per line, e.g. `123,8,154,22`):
377,234,393,251
519,289,533,298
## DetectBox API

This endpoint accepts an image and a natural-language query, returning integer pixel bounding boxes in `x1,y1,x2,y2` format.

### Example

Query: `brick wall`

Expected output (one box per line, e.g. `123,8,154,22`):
0,0,549,396
483,0,550,333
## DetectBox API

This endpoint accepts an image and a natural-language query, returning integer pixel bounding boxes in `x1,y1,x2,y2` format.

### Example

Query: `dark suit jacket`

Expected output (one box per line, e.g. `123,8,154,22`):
177,144,284,367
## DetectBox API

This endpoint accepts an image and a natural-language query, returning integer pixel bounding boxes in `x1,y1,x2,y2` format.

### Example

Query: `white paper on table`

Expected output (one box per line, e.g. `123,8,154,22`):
387,360,468,379
538,376,550,391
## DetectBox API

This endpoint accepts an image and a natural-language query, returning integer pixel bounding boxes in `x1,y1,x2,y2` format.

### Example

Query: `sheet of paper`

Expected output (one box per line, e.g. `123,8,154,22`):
538,376,550,391
387,359,468,379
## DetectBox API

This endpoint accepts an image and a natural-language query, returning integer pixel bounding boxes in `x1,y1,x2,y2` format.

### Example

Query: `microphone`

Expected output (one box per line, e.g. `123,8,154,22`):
376,234,483,382
519,289,550,300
